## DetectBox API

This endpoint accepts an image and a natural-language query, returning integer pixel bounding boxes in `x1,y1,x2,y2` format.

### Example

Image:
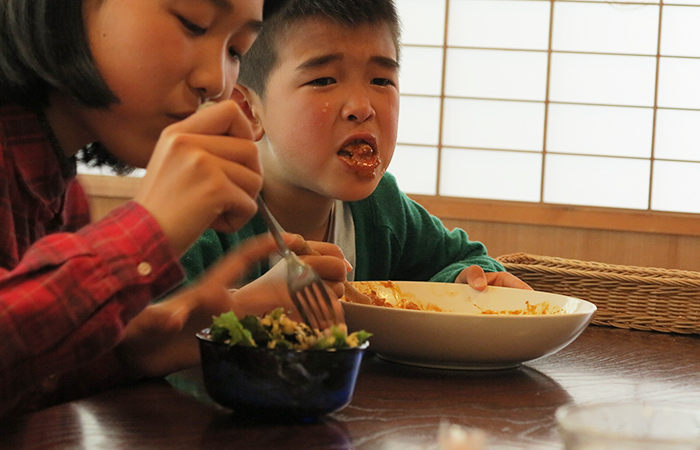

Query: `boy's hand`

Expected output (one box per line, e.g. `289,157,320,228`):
230,234,348,322
117,234,281,378
286,235,350,298
134,100,263,257
455,265,533,291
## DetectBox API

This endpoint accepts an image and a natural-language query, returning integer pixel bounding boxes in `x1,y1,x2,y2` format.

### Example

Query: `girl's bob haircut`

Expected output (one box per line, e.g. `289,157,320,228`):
0,0,290,109
0,0,117,109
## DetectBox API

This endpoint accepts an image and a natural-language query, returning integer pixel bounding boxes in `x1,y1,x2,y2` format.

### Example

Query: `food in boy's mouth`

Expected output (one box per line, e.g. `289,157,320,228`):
209,308,372,350
337,141,381,178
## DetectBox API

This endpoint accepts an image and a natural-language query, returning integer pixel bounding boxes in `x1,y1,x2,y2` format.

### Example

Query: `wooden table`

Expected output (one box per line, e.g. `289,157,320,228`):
2,326,699,450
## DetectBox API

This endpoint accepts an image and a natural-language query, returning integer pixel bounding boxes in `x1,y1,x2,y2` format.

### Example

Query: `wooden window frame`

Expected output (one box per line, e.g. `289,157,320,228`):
79,173,700,237
409,193,700,237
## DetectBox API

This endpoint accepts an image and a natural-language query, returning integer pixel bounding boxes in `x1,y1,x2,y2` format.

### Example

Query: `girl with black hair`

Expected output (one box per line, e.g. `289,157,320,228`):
0,0,343,415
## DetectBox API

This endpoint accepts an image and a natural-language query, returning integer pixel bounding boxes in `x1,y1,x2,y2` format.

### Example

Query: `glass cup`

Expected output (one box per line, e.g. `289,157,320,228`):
556,402,700,450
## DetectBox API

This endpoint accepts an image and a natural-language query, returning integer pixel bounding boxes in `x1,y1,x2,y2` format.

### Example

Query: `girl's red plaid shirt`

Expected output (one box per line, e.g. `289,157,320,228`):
0,104,183,415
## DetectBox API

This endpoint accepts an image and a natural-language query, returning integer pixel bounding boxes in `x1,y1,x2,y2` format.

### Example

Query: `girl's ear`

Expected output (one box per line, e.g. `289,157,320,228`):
231,84,265,142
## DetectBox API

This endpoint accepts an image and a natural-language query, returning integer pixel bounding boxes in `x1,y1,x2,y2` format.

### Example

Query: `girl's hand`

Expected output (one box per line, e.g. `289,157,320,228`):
134,100,262,256
117,234,283,378
455,265,533,291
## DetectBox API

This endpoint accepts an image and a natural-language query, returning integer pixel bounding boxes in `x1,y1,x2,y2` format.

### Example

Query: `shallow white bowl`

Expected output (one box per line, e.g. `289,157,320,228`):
342,281,596,370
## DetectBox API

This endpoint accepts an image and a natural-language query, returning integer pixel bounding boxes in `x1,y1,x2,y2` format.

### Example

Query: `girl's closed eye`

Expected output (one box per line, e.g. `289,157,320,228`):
175,14,242,62
177,15,207,36
229,47,242,62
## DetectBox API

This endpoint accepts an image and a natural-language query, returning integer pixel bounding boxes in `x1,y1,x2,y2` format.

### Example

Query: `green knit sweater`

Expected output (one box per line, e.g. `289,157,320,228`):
180,173,504,285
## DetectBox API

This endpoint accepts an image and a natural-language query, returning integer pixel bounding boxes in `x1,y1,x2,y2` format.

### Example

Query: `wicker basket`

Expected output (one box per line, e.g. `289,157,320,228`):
496,253,700,335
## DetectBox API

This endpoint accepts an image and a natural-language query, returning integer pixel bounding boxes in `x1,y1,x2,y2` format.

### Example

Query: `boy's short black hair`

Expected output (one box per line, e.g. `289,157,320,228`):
239,0,401,98
0,0,290,110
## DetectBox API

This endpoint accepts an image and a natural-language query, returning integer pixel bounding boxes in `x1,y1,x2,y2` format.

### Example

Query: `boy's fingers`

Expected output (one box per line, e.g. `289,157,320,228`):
285,234,352,274
305,241,347,260
456,265,488,290
485,272,534,290
286,233,318,256
286,234,347,261
298,255,347,283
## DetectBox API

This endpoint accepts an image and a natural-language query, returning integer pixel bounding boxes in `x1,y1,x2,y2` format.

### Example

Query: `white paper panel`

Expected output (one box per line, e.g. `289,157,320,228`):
397,96,441,146
651,160,700,213
658,58,700,109
445,49,548,101
584,0,659,3
400,46,444,96
440,148,543,202
442,99,545,151
654,109,700,161
543,154,651,209
664,0,700,5
546,104,654,158
447,0,551,50
661,6,700,57
549,53,657,107
395,0,446,46
389,145,438,195
553,2,659,55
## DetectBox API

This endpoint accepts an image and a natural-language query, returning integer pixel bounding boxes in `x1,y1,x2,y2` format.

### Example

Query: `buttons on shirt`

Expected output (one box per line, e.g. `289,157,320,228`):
137,262,152,276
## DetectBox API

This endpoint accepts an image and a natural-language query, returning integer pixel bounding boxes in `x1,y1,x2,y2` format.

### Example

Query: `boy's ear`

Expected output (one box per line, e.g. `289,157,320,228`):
231,84,265,141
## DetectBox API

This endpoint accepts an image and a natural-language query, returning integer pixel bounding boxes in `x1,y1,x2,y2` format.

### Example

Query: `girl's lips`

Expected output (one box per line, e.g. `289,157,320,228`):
337,141,381,178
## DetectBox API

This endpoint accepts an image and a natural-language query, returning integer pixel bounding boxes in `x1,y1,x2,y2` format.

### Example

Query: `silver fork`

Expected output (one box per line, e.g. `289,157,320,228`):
256,195,345,330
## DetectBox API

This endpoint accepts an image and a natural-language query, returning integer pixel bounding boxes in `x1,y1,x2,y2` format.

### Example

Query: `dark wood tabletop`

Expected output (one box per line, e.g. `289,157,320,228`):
2,325,699,450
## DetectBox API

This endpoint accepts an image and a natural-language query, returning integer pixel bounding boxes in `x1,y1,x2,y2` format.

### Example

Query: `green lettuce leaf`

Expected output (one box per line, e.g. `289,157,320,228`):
210,311,255,347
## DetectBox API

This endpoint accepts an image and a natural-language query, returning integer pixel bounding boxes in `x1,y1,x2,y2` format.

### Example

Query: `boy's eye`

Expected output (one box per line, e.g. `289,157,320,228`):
308,77,336,87
177,15,207,36
371,78,395,87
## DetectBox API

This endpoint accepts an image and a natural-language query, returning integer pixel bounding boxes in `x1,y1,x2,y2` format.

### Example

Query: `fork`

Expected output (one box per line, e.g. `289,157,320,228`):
256,195,345,330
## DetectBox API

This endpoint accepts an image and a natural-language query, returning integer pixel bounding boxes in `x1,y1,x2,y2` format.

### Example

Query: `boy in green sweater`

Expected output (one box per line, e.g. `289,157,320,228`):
182,0,529,292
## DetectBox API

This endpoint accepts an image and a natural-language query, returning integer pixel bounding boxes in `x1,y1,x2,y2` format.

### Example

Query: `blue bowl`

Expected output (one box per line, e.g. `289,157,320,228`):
197,329,368,422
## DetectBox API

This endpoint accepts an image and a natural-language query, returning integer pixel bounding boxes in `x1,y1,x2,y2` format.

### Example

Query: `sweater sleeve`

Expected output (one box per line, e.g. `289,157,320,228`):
351,173,504,283
179,228,229,285
180,216,269,285
0,201,183,414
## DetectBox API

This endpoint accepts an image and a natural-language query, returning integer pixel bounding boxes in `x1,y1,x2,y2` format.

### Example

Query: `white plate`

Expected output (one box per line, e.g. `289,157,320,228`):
342,281,596,370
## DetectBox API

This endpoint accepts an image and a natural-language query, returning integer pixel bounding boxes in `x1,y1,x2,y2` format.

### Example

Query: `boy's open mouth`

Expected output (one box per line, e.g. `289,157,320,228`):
337,140,381,178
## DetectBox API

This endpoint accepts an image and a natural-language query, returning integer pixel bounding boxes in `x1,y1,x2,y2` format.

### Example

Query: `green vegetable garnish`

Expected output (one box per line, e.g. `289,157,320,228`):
210,311,255,347
208,309,371,351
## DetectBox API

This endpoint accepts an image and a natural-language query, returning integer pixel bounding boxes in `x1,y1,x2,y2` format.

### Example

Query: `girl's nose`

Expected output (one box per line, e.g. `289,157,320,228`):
188,48,232,102
342,92,375,123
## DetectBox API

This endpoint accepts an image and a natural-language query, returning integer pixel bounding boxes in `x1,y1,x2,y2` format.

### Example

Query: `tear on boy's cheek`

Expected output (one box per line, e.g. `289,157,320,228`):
337,141,381,179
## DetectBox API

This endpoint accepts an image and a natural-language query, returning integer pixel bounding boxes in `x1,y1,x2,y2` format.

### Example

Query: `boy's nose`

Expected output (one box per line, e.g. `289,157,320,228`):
342,94,375,123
